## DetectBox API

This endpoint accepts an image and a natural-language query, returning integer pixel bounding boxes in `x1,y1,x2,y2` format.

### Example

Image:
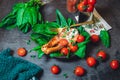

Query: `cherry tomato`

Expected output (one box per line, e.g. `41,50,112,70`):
66,0,78,13
110,60,119,70
97,50,107,60
86,57,97,67
77,2,86,12
51,65,60,74
82,0,88,5
74,66,85,76
17,48,27,57
61,48,69,56
76,35,85,43
70,45,78,53
87,4,94,12
90,34,99,42
88,0,96,5
59,39,68,46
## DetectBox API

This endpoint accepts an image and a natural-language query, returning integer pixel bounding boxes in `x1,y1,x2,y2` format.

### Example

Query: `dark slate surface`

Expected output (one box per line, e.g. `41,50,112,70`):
0,0,120,80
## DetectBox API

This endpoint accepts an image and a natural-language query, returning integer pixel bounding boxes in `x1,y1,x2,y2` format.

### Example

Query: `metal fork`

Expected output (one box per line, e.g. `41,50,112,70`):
50,20,94,33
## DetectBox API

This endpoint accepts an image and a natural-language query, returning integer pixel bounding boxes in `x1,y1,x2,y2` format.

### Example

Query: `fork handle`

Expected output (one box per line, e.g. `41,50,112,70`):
70,20,94,27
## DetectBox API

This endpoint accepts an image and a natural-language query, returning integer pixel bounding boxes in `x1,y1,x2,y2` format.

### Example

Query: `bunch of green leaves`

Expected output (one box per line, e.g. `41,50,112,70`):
74,26,90,58
100,29,110,48
30,22,60,58
0,0,42,33
31,10,75,58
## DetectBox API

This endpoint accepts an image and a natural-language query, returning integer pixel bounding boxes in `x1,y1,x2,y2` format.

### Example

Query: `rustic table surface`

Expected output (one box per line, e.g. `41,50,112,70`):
0,0,120,80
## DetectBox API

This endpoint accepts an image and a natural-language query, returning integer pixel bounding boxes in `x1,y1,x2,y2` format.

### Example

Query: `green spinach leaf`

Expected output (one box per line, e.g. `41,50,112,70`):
56,10,68,27
100,30,110,48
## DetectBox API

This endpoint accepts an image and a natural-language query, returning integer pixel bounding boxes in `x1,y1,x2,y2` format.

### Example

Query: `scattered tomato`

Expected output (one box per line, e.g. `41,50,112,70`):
90,34,99,42
76,35,85,43
61,48,69,56
51,65,60,74
70,45,78,53
88,0,96,5
59,39,68,46
97,50,107,60
110,60,119,70
87,4,94,12
17,48,27,57
86,57,97,67
77,2,86,12
74,66,85,76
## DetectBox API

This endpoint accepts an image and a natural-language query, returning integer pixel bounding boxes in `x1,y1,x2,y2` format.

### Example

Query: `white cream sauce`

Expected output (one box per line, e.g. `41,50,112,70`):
60,28,78,42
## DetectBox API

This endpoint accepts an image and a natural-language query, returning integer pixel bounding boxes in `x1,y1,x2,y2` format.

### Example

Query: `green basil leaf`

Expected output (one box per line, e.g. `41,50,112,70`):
35,38,47,45
38,12,42,23
37,50,44,59
24,23,30,33
32,23,58,35
30,7,38,25
32,24,45,33
56,9,68,27
22,7,33,25
18,23,24,30
67,18,75,26
100,30,110,48
2,12,16,22
5,24,16,30
16,7,26,26
77,40,90,47
46,22,60,28
31,33,40,40
77,26,85,33
0,22,4,28
50,52,63,58
0,13,16,28
18,23,30,33
75,45,86,58
81,31,90,40
32,46,41,51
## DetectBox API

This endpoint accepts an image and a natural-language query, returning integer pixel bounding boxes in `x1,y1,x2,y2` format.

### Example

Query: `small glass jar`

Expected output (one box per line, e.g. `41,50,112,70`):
66,0,78,13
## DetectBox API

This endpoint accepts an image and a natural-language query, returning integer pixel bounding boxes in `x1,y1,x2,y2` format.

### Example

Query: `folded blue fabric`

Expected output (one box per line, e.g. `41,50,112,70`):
0,48,43,80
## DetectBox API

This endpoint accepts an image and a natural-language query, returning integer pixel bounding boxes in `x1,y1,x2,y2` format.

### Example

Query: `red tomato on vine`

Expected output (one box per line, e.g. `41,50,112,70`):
77,2,86,12
88,0,96,5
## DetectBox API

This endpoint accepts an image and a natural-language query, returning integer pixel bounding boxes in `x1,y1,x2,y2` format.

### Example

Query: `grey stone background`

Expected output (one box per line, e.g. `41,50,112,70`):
0,0,120,80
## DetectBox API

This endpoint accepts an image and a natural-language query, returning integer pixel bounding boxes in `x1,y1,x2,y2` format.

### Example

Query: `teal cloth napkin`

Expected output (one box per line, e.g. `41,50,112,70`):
0,48,43,80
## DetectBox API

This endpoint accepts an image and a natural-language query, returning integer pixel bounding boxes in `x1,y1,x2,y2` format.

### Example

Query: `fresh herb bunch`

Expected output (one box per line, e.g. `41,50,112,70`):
0,0,43,33
31,10,90,59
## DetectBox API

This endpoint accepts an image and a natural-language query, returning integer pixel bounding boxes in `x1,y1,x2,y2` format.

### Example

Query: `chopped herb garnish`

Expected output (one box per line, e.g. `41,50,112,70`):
30,55,36,58
28,49,33,53
72,35,74,38
67,27,70,31
73,30,76,33
27,40,31,45
62,35,66,38
63,73,68,78
70,40,74,43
